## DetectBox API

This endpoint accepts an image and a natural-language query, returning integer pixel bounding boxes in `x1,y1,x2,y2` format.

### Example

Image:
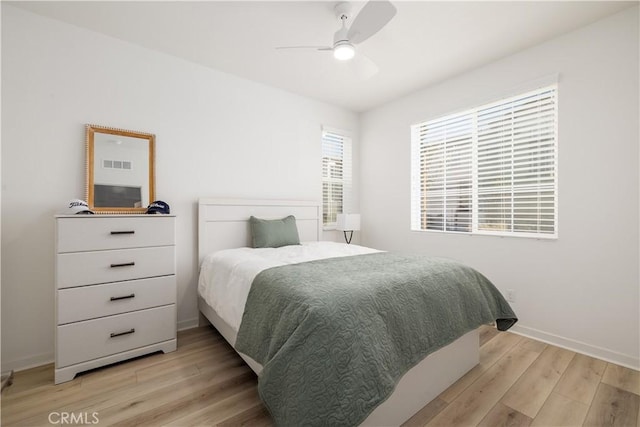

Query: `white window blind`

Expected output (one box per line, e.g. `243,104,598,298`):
322,128,352,228
411,85,557,238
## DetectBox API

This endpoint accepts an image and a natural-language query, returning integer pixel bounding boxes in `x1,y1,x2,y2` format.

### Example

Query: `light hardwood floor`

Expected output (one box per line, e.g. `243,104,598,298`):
2,325,638,426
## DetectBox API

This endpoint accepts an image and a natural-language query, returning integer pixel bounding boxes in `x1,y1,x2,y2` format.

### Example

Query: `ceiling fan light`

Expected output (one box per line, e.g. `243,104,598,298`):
334,43,355,61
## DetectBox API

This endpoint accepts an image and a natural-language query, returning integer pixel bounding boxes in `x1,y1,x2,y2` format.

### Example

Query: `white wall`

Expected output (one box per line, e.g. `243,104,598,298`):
360,7,639,369
0,5,359,371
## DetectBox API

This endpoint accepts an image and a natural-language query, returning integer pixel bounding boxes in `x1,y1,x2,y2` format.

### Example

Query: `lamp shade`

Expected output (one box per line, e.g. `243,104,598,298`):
336,213,360,231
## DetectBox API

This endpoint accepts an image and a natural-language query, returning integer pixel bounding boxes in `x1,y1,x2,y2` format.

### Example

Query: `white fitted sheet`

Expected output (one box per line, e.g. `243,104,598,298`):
198,241,381,332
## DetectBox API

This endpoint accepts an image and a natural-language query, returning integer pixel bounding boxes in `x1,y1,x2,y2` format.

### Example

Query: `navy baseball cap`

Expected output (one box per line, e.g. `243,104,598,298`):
146,200,170,214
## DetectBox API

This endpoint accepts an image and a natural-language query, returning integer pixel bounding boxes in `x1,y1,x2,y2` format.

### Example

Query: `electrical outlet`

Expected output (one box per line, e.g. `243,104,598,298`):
506,289,516,303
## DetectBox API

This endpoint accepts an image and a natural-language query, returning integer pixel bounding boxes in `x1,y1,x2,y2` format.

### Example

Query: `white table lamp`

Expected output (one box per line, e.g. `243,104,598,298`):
336,213,360,244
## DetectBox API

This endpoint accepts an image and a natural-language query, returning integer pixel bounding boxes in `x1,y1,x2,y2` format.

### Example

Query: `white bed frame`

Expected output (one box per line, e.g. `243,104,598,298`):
197,198,479,426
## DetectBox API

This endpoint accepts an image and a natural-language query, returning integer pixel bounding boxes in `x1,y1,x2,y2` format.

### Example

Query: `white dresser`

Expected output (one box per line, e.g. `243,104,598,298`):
54,215,177,384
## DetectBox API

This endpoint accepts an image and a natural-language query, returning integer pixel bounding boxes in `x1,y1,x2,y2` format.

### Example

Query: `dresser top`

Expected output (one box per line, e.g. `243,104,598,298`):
56,214,176,218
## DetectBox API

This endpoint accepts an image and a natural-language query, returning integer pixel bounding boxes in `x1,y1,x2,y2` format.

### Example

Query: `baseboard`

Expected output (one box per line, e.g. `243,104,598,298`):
177,317,200,331
510,324,639,371
2,352,54,373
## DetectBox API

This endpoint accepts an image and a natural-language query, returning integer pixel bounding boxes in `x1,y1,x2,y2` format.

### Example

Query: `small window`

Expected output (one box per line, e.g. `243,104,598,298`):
322,128,352,228
411,85,557,238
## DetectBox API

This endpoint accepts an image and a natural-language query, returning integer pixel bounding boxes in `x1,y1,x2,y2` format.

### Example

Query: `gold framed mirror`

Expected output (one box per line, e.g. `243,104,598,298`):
86,124,155,214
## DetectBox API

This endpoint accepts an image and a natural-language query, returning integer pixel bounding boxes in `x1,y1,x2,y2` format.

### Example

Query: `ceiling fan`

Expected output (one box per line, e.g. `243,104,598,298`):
276,0,397,78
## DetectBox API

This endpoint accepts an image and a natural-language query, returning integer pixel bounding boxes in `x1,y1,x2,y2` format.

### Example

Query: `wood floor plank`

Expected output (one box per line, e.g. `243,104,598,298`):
1,369,136,425
78,366,255,426
437,364,485,405
439,331,523,403
602,363,640,396
2,364,55,396
501,345,575,418
113,371,257,426
479,324,500,346
427,337,545,426
165,387,261,426
531,392,589,427
477,402,532,427
80,366,138,389
174,327,220,349
134,343,230,383
216,403,274,427
583,383,640,427
131,352,244,394
401,397,448,427
177,325,217,342
1,372,82,403
137,362,200,386
554,353,607,405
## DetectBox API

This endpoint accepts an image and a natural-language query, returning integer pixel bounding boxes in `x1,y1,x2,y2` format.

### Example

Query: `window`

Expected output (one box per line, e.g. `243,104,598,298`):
411,85,557,238
322,128,352,228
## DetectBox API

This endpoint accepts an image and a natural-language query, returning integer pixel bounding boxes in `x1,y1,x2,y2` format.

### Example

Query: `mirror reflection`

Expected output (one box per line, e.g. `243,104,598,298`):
86,125,155,213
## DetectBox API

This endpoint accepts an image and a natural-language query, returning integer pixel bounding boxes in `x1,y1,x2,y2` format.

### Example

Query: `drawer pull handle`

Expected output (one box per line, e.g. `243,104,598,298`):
110,328,135,338
110,293,135,301
110,262,135,268
110,230,135,235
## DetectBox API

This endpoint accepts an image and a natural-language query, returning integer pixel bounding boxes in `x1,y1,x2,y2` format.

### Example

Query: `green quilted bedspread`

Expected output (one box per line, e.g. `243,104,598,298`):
235,252,517,426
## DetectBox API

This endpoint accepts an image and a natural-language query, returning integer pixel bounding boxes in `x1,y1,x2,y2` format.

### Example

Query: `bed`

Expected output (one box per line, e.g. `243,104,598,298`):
197,198,516,426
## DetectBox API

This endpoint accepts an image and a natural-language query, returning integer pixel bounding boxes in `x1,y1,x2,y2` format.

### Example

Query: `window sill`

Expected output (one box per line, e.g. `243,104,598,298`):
410,229,558,240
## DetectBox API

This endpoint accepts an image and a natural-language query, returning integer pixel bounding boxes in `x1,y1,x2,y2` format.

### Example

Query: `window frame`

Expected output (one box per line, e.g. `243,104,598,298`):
321,127,353,230
410,84,559,240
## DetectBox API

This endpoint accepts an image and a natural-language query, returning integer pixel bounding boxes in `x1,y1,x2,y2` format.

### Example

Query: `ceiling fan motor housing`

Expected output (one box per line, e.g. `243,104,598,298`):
332,12,354,61
333,24,350,45
334,2,353,22
332,3,354,60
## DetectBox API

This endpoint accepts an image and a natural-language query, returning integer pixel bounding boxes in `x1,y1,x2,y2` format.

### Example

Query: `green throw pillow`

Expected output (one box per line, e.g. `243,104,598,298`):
249,215,301,248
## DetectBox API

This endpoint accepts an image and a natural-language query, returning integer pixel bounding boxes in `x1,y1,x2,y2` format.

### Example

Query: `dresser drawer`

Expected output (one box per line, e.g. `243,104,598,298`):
56,305,176,368
57,246,175,289
57,276,176,324
57,216,175,253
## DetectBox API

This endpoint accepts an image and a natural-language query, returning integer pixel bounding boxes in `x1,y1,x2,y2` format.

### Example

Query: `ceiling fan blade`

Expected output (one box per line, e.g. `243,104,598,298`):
347,0,397,45
349,52,379,80
276,46,332,50
276,46,333,50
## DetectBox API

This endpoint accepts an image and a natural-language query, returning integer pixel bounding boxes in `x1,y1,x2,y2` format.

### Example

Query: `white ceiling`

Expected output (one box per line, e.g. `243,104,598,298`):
10,1,636,112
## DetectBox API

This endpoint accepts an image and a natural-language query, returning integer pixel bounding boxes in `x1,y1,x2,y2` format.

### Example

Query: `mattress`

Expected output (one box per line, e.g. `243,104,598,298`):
197,241,381,333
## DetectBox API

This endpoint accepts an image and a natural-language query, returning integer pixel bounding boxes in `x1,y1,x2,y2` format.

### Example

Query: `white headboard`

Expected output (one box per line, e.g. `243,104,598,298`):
198,198,322,264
